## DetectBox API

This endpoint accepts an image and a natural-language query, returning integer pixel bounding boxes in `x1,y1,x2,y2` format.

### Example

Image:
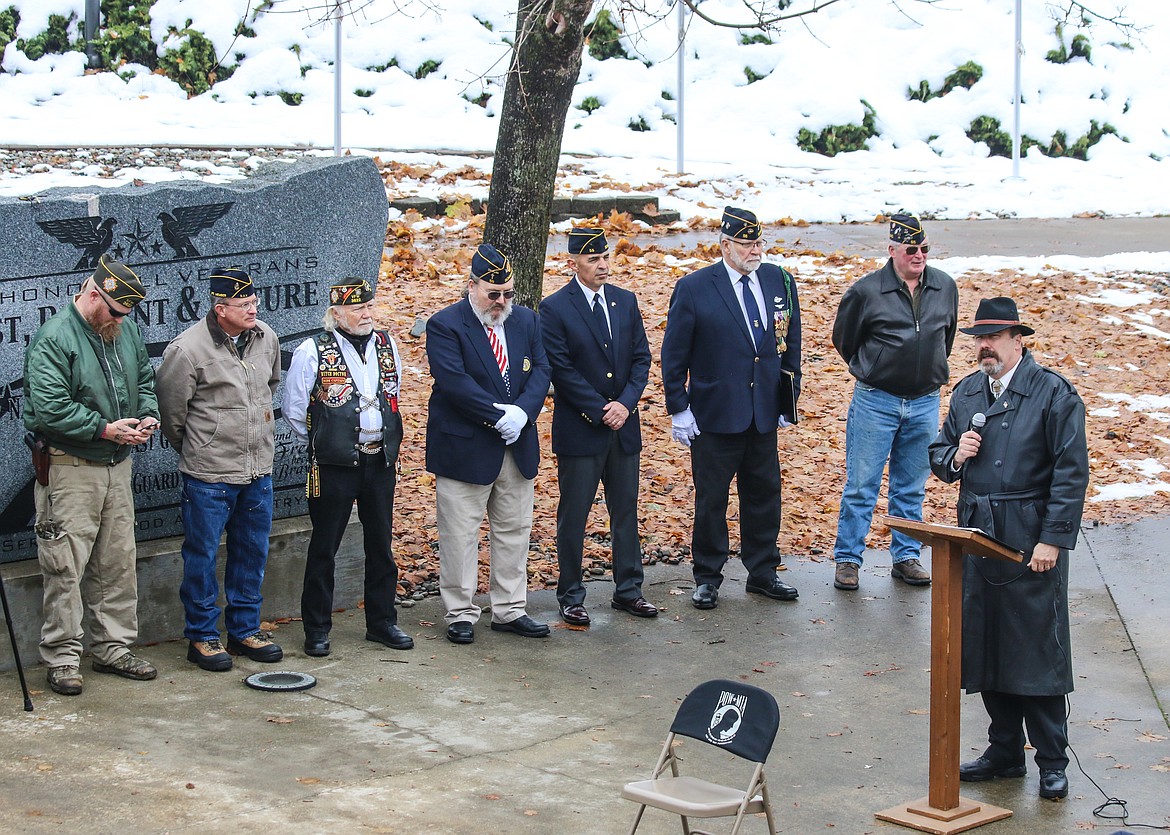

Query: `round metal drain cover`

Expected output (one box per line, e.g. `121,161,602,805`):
243,671,317,692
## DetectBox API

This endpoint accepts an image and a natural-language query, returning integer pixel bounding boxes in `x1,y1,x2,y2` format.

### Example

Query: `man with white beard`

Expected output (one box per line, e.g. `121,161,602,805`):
285,278,411,658
424,245,552,645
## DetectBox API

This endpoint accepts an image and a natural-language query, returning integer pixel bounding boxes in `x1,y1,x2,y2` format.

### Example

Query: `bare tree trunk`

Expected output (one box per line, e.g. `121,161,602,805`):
484,0,593,309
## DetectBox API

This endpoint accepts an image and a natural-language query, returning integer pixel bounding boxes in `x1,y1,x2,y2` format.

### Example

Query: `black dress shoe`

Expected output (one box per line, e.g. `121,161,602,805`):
1039,769,1068,799
745,575,799,601
365,624,414,650
446,622,474,644
490,615,551,638
304,632,331,657
560,604,591,626
692,584,719,609
612,597,659,618
959,755,1027,782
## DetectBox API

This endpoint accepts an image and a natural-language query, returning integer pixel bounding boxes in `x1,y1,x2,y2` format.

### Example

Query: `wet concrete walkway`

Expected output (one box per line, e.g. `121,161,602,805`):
1,520,1167,834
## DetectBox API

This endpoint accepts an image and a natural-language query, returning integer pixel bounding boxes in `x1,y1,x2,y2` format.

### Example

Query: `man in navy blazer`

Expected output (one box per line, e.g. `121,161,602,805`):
660,206,802,610
540,228,657,627
425,244,552,645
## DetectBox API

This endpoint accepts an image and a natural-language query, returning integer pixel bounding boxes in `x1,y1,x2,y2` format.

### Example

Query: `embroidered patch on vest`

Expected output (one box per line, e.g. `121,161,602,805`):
316,343,352,406
376,332,400,403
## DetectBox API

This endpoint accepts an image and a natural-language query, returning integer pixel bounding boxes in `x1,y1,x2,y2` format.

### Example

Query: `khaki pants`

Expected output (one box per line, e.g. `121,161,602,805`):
34,456,138,667
436,451,534,626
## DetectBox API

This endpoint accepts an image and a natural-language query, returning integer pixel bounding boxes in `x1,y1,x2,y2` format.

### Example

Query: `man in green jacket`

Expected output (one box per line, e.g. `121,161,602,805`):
23,255,161,696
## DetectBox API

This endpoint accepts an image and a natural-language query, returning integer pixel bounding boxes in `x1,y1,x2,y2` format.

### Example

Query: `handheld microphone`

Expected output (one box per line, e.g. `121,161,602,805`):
971,412,987,435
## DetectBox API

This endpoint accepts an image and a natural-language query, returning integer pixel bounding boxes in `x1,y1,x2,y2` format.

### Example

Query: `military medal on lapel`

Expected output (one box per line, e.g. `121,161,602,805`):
522,357,532,372
773,297,790,354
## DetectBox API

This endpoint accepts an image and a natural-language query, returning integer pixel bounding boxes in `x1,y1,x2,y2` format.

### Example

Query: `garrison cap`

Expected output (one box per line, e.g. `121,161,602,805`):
470,244,512,285
567,227,608,255
329,278,375,306
209,267,254,299
721,206,762,241
889,211,926,245
93,255,146,309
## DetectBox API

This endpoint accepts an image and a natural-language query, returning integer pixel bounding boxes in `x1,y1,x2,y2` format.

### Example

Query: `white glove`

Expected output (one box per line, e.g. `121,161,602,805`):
493,403,527,445
671,408,700,448
778,415,792,428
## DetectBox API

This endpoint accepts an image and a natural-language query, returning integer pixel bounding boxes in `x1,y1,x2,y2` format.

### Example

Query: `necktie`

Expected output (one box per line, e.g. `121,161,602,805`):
991,379,1004,401
740,276,765,350
486,326,510,394
592,294,613,358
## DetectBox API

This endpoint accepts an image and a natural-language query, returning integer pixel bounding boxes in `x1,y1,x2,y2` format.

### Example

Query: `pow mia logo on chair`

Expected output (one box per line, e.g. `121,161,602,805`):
37,201,233,265
622,678,781,833
705,689,748,745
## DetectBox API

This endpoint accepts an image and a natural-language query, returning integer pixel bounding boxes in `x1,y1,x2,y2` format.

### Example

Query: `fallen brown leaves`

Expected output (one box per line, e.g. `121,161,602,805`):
370,211,1170,599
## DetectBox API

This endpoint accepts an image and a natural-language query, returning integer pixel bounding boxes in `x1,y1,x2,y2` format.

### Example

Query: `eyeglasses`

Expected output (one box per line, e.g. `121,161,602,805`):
221,300,259,311
485,290,516,301
902,244,930,255
730,239,767,251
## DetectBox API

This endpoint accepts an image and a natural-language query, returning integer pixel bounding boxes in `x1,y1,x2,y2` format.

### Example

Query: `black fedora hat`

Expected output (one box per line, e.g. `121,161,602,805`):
959,297,1035,336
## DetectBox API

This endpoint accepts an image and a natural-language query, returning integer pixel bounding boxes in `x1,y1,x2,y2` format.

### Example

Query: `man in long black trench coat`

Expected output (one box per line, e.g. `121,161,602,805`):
929,297,1089,801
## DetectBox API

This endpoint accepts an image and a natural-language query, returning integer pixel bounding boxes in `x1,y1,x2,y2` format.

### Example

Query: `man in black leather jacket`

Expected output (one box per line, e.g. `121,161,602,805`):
830,213,958,591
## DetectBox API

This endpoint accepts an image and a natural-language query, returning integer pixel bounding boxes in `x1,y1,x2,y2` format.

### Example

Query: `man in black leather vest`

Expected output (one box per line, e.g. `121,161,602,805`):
285,278,411,657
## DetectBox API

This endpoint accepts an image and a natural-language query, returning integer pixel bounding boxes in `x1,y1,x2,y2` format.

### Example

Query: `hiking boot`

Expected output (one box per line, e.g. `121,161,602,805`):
187,638,233,672
892,558,932,586
227,631,283,663
47,665,83,696
834,562,859,590
92,652,157,681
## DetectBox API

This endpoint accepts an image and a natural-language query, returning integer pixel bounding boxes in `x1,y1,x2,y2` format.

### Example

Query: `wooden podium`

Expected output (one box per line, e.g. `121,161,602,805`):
874,517,1023,834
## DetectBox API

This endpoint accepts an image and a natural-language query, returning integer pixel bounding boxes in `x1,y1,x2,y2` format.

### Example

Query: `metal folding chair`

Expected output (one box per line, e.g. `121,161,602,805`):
621,678,779,834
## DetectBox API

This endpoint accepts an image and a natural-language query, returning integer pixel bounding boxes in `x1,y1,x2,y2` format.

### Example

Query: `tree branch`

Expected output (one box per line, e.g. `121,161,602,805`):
1048,0,1149,46
679,0,846,30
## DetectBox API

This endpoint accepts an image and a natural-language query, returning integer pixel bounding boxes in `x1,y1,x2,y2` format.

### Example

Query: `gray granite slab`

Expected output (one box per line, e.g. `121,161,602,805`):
0,155,388,563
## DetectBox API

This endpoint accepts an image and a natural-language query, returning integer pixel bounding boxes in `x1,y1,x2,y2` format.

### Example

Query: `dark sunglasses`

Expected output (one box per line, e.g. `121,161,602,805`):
96,289,129,318
903,244,930,255
486,290,516,300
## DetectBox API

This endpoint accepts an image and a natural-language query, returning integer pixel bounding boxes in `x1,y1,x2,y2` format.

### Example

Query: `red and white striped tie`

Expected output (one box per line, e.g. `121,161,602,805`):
485,325,510,392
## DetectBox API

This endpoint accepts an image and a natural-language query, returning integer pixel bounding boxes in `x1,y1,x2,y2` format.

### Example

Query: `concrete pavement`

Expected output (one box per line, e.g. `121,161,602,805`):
2,519,1168,834
2,214,1168,833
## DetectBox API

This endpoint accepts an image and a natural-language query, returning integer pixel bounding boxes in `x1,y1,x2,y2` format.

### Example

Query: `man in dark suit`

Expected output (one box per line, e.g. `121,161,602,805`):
540,228,656,627
660,206,802,610
425,244,552,645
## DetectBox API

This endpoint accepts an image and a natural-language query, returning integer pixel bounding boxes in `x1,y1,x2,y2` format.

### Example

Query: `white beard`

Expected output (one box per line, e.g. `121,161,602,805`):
473,300,512,328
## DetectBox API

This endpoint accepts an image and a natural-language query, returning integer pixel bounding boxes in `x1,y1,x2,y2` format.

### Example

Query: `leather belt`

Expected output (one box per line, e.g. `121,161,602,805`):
48,448,117,468
356,441,384,455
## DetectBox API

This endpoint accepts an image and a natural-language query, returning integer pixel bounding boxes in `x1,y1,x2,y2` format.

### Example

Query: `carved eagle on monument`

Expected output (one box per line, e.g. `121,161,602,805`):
158,202,233,258
35,216,117,270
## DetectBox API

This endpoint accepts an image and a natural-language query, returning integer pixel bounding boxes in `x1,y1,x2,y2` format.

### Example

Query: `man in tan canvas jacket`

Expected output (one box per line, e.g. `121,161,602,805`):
157,267,283,672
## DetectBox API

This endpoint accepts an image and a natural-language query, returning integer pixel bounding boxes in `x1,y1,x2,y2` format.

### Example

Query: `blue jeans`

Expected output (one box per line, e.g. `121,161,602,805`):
834,382,939,566
179,474,273,641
